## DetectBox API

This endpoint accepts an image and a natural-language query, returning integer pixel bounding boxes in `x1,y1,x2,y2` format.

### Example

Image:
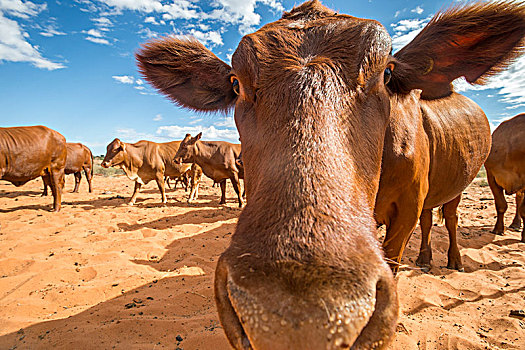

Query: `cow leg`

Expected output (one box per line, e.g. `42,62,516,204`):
510,191,523,230
219,180,227,205
230,174,244,208
415,208,433,271
129,181,142,205
48,167,65,212
188,179,199,203
41,175,50,196
165,176,172,189
487,170,507,235
156,175,167,204
519,196,525,242
184,174,189,192
443,195,463,271
84,167,93,193
72,172,81,193
383,201,423,275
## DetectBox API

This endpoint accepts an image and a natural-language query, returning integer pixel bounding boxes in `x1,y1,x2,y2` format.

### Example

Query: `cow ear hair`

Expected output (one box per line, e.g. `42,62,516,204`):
137,37,237,113
389,2,525,99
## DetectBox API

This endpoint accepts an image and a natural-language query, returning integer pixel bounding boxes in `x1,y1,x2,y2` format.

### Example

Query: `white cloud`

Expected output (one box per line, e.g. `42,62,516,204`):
134,85,145,90
157,125,239,143
115,127,161,143
85,28,103,37
0,0,46,19
92,16,112,28
137,26,158,38
153,113,162,121
39,26,66,37
411,6,423,15
86,36,110,45
0,11,65,70
144,15,158,24
453,55,525,109
186,28,222,46
98,0,284,35
112,75,134,84
390,17,430,52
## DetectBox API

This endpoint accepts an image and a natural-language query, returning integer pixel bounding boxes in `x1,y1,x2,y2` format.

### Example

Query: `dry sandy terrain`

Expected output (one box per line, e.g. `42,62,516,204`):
0,175,524,349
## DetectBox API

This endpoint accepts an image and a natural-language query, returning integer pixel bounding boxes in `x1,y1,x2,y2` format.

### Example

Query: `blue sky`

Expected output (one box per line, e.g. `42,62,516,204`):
1,0,524,156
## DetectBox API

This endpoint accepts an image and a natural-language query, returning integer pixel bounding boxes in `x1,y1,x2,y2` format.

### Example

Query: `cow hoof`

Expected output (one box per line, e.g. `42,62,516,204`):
491,229,504,236
415,261,431,272
128,202,135,206
509,223,521,231
419,265,431,273
446,264,464,272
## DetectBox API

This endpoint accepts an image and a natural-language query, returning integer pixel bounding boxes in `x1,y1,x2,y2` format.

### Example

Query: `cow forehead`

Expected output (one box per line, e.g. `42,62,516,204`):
232,15,391,84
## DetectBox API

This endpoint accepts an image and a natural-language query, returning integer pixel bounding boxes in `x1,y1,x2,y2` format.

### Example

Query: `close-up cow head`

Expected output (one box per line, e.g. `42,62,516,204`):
137,0,525,348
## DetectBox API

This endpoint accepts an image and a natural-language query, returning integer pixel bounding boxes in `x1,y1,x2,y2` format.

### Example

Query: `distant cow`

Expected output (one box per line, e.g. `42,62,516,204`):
0,126,66,211
485,113,525,241
42,143,93,196
101,138,191,205
174,133,244,207
165,171,190,191
188,163,203,203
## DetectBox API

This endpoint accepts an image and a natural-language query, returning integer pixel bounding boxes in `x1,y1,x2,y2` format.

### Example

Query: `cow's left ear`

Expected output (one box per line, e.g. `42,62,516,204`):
389,2,525,99
137,37,237,113
194,132,202,141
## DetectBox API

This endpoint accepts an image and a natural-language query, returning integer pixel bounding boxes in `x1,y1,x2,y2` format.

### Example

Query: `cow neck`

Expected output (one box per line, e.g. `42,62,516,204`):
192,141,217,169
120,142,145,177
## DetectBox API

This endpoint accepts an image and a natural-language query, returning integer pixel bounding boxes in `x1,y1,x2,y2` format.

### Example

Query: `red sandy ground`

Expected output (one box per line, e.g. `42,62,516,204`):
0,175,524,349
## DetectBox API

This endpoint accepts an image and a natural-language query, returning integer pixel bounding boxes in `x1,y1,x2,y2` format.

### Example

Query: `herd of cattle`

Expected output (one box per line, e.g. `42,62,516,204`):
2,0,525,348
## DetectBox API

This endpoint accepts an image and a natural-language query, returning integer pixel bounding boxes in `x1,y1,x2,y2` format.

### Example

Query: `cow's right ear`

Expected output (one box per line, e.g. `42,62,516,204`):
194,132,202,141
137,37,237,113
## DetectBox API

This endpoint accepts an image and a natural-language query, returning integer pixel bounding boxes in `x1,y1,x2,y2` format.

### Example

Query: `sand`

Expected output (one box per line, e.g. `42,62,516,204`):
0,175,524,349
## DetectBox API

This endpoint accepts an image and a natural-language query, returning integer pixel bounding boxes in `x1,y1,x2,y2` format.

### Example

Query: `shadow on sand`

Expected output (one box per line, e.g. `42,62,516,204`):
0,224,235,350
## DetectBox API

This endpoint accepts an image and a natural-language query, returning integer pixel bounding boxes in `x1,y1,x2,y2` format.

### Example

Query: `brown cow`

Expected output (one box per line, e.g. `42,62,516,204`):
0,126,66,211
42,143,93,196
485,113,525,241
137,1,525,348
174,133,244,207
101,138,191,205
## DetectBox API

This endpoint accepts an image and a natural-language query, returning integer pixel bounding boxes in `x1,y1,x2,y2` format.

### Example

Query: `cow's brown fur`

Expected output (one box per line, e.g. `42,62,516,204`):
0,126,66,211
174,133,244,207
137,1,525,348
101,138,191,205
485,113,525,241
42,143,93,195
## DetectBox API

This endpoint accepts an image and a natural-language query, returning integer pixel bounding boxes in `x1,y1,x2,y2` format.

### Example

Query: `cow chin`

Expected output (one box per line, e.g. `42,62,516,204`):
215,256,398,350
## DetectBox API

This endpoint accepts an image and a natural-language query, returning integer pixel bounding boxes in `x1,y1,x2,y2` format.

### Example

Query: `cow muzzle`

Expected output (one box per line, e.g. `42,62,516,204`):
215,256,398,350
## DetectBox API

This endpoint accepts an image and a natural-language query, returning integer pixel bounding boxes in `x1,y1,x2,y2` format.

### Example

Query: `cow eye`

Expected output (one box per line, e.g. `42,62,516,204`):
231,77,240,95
384,64,394,85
